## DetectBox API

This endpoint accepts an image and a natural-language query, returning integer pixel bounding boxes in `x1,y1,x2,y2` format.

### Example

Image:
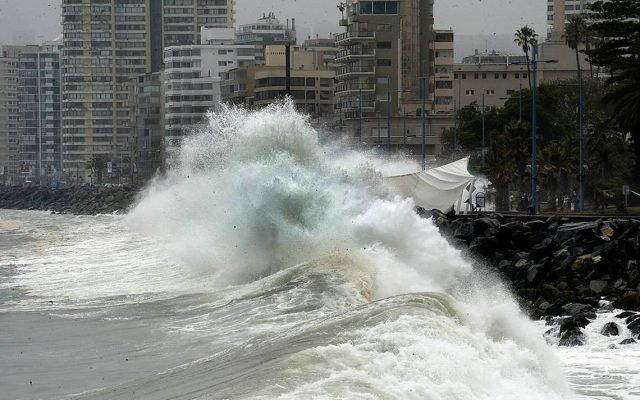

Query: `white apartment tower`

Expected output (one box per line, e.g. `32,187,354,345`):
61,0,234,183
163,28,244,160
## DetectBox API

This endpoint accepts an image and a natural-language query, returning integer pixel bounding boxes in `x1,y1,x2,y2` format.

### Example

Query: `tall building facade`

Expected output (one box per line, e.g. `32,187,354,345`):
432,29,454,114
334,0,439,155
548,0,596,35
130,72,164,183
61,0,234,183
18,44,63,184
0,45,33,184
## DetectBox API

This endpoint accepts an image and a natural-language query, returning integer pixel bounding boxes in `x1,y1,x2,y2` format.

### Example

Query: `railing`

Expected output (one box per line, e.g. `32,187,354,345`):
333,31,375,42
336,65,375,76
335,48,375,60
335,83,376,93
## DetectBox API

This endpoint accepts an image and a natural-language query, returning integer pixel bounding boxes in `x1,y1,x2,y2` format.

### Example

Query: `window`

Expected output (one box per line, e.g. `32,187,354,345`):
482,73,487,79
465,90,475,96
376,59,392,67
494,73,500,79
461,73,466,79
377,24,392,31
515,73,520,78
359,1,398,14
486,89,495,95
502,73,507,79
474,73,479,79
376,41,392,49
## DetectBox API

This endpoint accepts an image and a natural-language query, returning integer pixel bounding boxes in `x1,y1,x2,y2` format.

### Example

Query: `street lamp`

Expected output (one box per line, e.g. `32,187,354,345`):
420,61,429,171
512,45,558,215
380,76,392,150
481,92,486,166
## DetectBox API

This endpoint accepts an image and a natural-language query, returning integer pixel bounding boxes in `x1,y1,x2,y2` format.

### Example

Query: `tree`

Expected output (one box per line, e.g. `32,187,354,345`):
484,133,517,211
586,0,640,183
514,25,538,90
85,154,109,184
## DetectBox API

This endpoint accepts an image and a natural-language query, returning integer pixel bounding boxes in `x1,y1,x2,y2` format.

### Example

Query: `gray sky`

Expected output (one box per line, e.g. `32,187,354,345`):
0,0,547,48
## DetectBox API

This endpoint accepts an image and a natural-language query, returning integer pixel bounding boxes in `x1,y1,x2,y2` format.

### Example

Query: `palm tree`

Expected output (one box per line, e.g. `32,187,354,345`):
85,154,109,184
484,133,517,211
514,25,538,90
564,16,587,83
539,140,574,211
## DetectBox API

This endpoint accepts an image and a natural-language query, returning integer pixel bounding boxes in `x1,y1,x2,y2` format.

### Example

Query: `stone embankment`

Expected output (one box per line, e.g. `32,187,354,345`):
0,185,139,215
425,210,640,346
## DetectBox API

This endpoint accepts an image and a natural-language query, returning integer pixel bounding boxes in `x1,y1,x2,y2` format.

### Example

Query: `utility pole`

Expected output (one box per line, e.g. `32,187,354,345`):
481,92,486,166
421,61,428,171
386,76,391,150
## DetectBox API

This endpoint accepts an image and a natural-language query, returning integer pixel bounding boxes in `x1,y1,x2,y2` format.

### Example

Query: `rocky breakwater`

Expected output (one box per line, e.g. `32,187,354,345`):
0,185,138,215
426,210,640,346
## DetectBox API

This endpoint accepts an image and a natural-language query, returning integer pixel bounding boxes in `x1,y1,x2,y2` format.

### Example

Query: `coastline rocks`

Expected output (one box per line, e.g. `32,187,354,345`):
600,322,620,336
426,211,640,317
0,185,139,215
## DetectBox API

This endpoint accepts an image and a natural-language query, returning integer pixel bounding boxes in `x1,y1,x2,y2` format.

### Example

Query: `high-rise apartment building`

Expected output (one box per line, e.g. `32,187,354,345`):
335,0,442,155
548,0,596,35
0,46,27,184
130,72,164,183
235,13,296,66
18,44,63,184
163,27,246,155
432,29,454,114
61,0,234,183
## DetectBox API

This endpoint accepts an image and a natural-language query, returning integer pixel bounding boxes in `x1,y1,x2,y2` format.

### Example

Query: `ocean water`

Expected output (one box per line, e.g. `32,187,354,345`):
1,102,638,400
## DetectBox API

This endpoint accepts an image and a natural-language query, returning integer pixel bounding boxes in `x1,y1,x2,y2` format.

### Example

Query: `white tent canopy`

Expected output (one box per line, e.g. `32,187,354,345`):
383,157,474,212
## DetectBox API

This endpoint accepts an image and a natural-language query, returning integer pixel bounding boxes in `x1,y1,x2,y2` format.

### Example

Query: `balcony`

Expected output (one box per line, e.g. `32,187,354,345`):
334,48,375,62
334,31,375,45
335,65,375,78
335,82,375,95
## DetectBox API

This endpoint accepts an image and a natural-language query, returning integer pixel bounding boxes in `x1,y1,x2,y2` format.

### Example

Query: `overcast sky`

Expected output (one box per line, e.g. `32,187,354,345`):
0,0,547,46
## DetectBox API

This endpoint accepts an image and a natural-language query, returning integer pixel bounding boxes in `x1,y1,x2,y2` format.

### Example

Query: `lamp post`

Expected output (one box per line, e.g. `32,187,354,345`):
578,67,585,212
511,46,557,215
381,76,392,150
420,61,429,171
453,99,458,152
518,67,523,122
481,92,486,166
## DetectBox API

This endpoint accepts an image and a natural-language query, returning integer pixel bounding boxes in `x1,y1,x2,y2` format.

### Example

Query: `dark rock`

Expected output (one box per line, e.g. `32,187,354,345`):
600,322,620,336
615,311,637,319
589,280,608,295
525,220,546,231
562,303,595,316
628,316,640,335
622,292,640,310
619,338,637,345
559,327,585,346
527,265,540,283
540,284,560,300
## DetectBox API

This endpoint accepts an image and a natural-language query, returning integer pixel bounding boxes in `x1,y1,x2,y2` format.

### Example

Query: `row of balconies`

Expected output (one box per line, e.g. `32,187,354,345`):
334,47,375,62
333,31,375,45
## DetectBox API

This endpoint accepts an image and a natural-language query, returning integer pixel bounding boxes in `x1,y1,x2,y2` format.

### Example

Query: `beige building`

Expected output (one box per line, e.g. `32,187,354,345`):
548,0,596,37
453,51,529,110
222,45,335,119
432,29,454,114
61,0,234,183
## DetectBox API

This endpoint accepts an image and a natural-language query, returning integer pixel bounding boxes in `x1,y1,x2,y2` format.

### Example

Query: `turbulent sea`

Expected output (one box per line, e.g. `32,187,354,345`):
1,103,639,400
